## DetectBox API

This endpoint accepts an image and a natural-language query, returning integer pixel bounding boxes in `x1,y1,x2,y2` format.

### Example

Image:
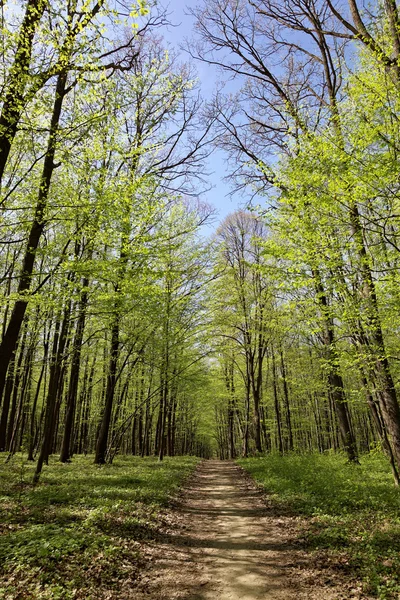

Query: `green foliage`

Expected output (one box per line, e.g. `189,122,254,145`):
0,455,198,599
238,454,400,598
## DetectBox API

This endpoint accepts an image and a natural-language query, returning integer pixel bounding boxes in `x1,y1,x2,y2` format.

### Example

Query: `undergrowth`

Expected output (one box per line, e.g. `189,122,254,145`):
237,452,400,599
0,454,198,599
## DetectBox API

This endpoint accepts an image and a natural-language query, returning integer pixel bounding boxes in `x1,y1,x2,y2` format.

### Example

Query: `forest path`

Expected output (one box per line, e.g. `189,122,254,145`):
135,460,305,599
175,459,296,599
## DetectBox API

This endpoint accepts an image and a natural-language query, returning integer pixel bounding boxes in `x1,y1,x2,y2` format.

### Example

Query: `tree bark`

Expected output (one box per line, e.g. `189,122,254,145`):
60,277,89,462
0,71,67,407
94,319,119,464
272,349,283,454
280,348,293,452
0,0,47,185
313,269,359,462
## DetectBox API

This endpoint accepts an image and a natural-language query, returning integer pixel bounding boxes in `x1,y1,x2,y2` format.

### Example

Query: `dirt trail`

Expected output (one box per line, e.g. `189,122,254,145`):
133,460,357,599
181,460,297,599
135,460,302,599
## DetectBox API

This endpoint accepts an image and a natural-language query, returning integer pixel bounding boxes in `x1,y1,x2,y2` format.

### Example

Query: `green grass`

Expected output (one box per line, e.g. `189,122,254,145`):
0,454,199,599
237,452,400,599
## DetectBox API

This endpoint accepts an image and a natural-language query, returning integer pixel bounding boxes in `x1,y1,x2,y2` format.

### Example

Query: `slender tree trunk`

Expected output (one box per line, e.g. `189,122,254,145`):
27,340,48,460
0,0,47,185
158,378,168,462
361,372,400,485
241,365,251,457
5,323,29,450
0,351,16,451
7,341,34,458
272,350,283,454
224,360,236,459
33,314,61,483
249,352,262,453
142,374,153,457
60,277,89,462
0,71,67,406
72,353,88,455
49,299,72,456
95,320,119,464
280,348,293,451
137,364,145,455
313,269,359,462
159,285,171,462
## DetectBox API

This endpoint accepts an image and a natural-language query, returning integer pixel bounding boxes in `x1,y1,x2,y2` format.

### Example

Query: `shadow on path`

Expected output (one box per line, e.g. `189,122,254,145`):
147,460,299,600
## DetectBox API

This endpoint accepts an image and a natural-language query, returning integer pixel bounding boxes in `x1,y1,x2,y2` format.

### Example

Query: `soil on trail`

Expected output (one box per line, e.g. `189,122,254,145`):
133,460,362,600
179,460,296,599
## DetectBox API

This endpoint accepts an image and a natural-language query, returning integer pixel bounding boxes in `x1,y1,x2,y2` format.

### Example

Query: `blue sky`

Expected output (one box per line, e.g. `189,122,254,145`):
162,0,245,228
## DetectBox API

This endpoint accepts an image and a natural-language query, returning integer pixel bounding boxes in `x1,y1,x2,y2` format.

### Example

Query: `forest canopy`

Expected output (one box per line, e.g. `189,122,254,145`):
1,0,400,490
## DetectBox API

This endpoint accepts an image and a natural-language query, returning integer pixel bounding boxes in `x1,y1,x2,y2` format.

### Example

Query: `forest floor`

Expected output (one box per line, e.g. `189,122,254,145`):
2,454,400,599
0,455,199,599
132,459,301,599
132,459,374,600
133,456,400,600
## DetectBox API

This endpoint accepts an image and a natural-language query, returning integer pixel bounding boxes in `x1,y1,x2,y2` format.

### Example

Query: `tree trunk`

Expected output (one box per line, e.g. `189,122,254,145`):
0,0,47,185
95,319,119,464
33,314,62,482
313,269,359,462
0,352,16,451
0,71,67,406
272,350,283,454
361,372,400,485
349,204,400,468
27,339,48,460
60,277,89,462
280,348,293,451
